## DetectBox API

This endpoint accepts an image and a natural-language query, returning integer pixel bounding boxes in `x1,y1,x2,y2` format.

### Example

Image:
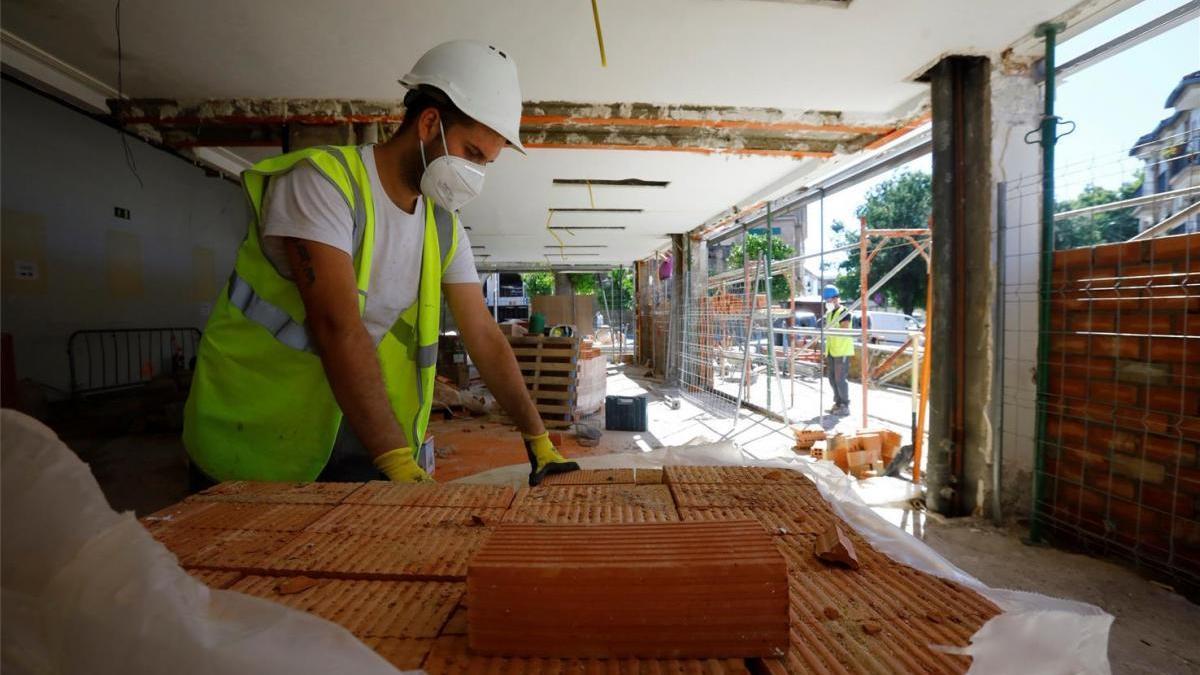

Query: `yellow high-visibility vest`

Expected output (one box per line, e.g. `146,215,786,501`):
183,146,458,481
825,305,855,357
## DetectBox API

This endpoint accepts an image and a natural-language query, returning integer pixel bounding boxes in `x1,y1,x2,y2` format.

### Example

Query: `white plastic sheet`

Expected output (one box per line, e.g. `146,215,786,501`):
0,410,411,675
568,442,1114,675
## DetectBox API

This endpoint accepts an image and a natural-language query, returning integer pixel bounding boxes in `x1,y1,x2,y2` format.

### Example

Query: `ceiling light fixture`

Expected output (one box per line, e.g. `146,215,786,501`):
542,245,607,248
547,226,626,231
543,253,601,257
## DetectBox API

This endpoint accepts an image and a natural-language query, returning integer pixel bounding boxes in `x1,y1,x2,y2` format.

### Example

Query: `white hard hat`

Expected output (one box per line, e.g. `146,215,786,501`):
400,40,526,154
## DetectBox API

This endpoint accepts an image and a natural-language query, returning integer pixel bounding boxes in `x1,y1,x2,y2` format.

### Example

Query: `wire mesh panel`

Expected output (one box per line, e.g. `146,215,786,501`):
678,284,762,418
1039,233,1199,596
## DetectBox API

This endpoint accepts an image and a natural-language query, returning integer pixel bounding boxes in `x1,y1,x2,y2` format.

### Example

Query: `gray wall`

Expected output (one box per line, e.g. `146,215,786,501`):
1,80,247,397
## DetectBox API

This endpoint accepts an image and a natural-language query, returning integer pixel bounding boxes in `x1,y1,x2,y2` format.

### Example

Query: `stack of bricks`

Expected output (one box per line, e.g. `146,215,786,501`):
824,429,904,479
791,425,826,455
1045,233,1199,588
143,465,1001,672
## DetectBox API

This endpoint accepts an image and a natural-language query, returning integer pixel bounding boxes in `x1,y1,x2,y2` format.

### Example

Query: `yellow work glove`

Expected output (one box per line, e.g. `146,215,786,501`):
522,432,580,486
373,448,435,483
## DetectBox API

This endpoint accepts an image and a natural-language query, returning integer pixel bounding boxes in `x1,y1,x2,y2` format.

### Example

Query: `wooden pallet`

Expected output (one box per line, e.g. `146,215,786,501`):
508,336,580,429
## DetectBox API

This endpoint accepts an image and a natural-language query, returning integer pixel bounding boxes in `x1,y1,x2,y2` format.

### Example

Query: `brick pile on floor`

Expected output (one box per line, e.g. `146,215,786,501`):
143,466,1001,673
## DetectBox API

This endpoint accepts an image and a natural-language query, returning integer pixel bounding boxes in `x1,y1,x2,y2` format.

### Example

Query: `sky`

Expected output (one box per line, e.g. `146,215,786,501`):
797,0,1199,275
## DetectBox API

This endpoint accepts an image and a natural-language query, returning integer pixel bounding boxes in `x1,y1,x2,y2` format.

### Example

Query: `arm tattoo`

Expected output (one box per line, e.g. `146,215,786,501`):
295,242,317,286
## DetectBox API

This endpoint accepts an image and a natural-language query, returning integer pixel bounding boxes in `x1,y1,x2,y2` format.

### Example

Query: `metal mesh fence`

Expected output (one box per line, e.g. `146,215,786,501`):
1007,127,1200,596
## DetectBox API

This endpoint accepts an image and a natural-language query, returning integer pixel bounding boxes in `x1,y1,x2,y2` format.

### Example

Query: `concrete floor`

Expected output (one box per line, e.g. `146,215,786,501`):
53,365,1199,673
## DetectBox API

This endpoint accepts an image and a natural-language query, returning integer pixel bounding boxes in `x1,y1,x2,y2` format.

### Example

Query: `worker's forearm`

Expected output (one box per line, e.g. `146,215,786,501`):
312,322,408,457
469,327,545,436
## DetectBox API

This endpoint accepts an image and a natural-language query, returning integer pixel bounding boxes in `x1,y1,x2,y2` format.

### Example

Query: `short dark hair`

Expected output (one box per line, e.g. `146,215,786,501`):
399,85,467,133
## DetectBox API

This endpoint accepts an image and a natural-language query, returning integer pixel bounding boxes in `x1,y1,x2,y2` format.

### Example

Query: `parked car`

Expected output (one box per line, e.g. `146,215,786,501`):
773,311,817,346
850,311,919,346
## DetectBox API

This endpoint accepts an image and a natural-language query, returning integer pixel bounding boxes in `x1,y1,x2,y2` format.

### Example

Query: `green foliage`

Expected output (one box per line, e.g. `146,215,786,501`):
832,170,932,315
584,270,634,315
726,232,796,300
520,271,555,297
1053,173,1143,250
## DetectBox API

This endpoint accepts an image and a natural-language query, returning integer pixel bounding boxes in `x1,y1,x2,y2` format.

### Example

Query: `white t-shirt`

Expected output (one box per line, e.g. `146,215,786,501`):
260,145,478,344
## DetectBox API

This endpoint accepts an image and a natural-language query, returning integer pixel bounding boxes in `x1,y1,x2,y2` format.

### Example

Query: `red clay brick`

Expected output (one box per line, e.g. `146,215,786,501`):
262,529,489,580
669,483,834,513
665,465,810,485
504,484,679,524
150,526,297,571
360,637,434,671
467,521,789,658
538,468,635,485
147,502,332,532
230,575,462,638
1147,386,1200,416
344,482,515,508
678,506,832,535
1148,233,1200,263
753,619,975,675
191,481,361,504
304,505,505,536
634,467,664,484
186,568,243,589
423,636,751,674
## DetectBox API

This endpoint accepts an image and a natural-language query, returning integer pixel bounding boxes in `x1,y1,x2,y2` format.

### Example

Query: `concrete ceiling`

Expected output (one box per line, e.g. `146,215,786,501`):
1,0,1126,268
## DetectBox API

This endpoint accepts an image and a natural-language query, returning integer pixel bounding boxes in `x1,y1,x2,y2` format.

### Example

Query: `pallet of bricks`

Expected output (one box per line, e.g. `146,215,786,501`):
804,428,903,478
143,464,1005,671
507,335,580,429
1043,233,1199,593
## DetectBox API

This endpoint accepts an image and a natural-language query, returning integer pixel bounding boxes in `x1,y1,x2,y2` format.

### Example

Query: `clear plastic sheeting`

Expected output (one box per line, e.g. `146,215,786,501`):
564,442,1114,675
0,410,411,675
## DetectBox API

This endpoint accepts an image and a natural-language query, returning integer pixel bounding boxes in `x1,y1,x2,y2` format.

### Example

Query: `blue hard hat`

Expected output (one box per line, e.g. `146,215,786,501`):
822,285,840,300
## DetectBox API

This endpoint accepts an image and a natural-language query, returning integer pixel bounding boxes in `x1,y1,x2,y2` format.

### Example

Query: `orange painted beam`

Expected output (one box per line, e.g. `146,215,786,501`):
522,114,895,135
524,142,834,159
863,113,931,150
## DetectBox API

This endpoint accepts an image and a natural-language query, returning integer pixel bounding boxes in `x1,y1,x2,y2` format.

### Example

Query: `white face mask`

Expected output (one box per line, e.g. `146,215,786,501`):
418,119,486,212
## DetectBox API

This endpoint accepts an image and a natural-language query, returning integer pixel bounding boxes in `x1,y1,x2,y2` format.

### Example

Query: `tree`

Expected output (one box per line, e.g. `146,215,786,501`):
1054,173,1143,249
726,232,796,300
570,271,634,314
832,170,931,315
521,271,554,297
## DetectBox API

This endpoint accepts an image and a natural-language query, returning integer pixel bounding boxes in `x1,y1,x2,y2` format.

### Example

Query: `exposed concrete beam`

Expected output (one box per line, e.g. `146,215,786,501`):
109,97,925,159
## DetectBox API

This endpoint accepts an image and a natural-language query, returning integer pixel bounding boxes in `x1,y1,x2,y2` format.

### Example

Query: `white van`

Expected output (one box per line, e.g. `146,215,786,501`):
850,311,920,346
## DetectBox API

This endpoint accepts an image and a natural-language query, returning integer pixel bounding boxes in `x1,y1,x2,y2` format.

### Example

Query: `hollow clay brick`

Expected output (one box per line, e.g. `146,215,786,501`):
634,467,664,484
304,505,506,536
504,484,679,524
467,521,789,658
538,468,635,485
360,637,435,671
664,465,810,485
344,481,515,508
147,502,332,532
262,529,489,580
424,636,751,674
230,575,462,638
190,481,362,504
669,483,834,516
185,568,243,589
754,619,975,675
678,507,828,535
150,526,297,571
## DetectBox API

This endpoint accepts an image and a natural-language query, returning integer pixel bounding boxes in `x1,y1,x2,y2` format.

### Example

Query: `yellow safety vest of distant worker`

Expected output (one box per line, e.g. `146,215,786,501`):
823,287,855,358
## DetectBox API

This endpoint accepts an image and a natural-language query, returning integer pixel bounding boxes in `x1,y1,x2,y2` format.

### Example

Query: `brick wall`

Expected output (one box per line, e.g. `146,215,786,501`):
1041,232,1199,594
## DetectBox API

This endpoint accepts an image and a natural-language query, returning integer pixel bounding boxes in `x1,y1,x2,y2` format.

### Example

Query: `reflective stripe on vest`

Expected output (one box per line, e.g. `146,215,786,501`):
230,177,459,354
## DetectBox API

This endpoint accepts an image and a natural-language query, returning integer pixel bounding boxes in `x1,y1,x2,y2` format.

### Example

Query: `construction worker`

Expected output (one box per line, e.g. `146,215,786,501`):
183,41,579,487
822,285,853,416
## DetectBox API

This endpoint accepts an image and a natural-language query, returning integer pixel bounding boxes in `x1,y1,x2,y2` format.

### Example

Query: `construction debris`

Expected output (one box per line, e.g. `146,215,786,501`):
813,524,860,570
